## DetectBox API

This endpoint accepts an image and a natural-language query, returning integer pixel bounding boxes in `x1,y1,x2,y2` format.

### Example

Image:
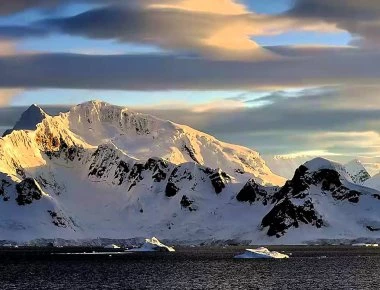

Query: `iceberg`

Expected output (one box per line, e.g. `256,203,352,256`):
128,237,175,252
352,243,379,247
234,247,289,259
104,244,121,249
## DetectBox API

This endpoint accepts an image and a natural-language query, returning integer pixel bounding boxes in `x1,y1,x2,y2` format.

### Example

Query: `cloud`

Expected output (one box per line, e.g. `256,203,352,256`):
34,0,342,60
1,85,380,161
125,86,380,157
0,0,127,16
0,49,379,90
0,89,23,107
0,40,18,56
0,26,48,39
38,2,274,60
149,0,248,15
0,0,59,16
0,0,350,60
286,0,380,47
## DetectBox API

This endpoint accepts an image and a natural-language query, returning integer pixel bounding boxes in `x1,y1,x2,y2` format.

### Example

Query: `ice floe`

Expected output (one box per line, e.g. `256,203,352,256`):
234,247,289,259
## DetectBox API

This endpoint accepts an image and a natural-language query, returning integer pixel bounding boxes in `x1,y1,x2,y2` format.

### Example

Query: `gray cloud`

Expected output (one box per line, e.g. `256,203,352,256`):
288,0,380,21
37,4,277,60
0,0,129,16
0,0,59,16
287,0,380,46
2,86,380,158
0,49,380,90
130,86,380,156
0,26,48,39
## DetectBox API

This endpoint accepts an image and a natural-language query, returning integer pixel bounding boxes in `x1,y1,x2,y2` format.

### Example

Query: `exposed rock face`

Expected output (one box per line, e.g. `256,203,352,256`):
0,178,11,201
206,169,231,194
344,159,371,185
262,199,323,237
1,102,380,243
16,178,43,206
180,195,195,211
47,210,73,228
236,158,379,238
236,179,270,205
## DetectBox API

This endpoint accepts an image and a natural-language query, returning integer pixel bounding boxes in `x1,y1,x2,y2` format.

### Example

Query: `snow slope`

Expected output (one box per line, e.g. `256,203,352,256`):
64,101,285,186
1,102,380,244
364,173,380,191
344,159,371,185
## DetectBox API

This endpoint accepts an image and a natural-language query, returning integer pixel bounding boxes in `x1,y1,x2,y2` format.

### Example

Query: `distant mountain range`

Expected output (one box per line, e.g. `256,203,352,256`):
1,101,380,244
264,154,373,184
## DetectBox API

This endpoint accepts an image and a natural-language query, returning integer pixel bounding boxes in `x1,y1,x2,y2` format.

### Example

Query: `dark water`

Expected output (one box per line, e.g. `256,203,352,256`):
1,246,380,289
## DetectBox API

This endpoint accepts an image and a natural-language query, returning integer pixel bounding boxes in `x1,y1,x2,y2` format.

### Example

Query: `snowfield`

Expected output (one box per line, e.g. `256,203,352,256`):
1,101,380,245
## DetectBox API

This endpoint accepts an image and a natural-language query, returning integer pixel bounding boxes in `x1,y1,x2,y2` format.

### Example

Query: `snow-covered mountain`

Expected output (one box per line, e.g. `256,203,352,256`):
237,157,380,243
2,104,48,137
364,173,380,191
344,159,371,185
265,155,372,186
1,101,380,244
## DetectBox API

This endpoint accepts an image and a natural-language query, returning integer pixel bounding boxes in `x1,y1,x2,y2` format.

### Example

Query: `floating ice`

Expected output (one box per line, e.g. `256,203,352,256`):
128,237,175,252
234,247,289,259
104,244,121,249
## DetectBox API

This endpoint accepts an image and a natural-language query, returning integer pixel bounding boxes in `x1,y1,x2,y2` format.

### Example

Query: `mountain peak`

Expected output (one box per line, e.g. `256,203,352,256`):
79,100,115,109
2,104,48,137
303,157,336,171
16,104,47,129
346,159,363,167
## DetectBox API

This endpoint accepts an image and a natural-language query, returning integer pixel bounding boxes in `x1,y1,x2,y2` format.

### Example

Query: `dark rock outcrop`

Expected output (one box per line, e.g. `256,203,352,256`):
16,178,43,205
236,179,269,205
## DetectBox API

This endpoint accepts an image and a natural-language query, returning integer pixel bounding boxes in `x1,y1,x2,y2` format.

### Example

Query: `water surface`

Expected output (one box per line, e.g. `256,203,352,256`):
0,246,379,289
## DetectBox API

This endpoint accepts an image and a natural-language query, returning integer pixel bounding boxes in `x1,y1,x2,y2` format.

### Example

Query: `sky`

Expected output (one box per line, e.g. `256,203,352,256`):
1,0,380,168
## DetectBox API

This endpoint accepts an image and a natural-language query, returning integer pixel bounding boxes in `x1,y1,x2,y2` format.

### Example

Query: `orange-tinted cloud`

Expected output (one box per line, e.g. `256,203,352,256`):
149,0,247,15
0,88,23,107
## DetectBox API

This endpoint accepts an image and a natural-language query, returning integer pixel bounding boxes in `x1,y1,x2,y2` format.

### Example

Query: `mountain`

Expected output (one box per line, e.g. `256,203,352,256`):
344,159,371,185
364,173,380,191
265,155,372,186
1,101,380,244
238,158,380,242
2,104,48,137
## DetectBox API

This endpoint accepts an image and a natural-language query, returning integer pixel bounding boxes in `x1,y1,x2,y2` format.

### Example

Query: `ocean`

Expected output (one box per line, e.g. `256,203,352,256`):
0,246,379,289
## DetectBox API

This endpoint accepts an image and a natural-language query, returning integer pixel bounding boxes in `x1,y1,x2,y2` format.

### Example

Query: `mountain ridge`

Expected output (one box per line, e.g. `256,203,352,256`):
1,101,380,244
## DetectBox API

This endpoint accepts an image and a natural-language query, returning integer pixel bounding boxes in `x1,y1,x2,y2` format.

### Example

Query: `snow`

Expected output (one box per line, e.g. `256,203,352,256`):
364,173,380,191
234,247,289,259
344,159,371,185
65,101,285,186
1,101,380,245
304,157,354,181
128,237,175,252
